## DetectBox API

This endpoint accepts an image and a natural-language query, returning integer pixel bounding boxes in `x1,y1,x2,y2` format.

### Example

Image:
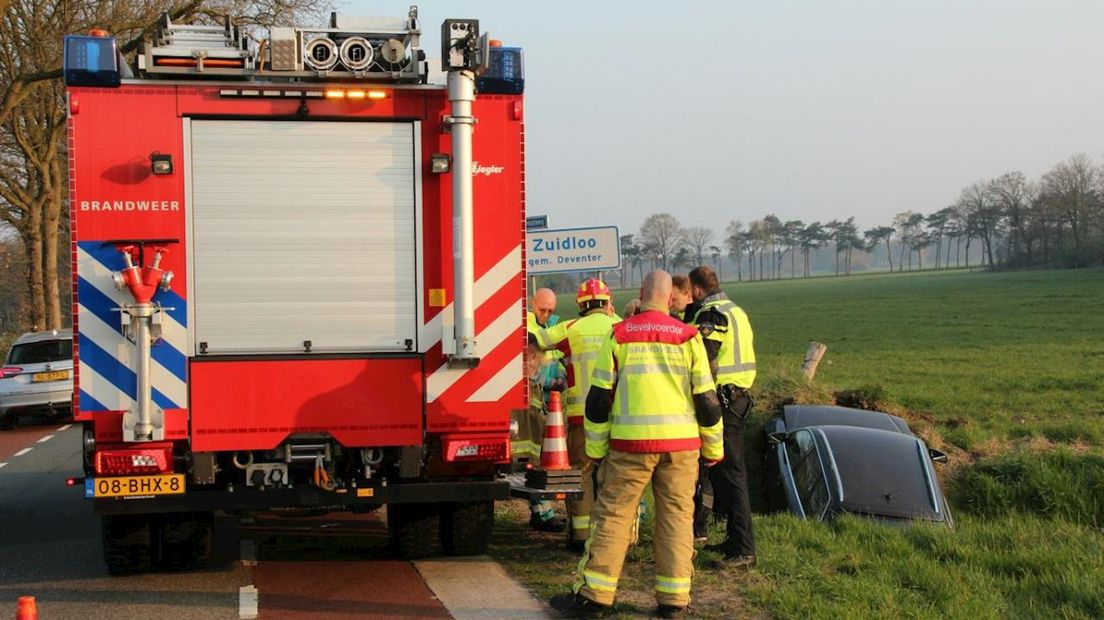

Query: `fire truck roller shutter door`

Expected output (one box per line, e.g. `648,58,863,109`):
188,120,418,355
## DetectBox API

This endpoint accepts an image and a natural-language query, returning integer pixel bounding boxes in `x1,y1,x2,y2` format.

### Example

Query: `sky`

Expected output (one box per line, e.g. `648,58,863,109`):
345,0,1104,235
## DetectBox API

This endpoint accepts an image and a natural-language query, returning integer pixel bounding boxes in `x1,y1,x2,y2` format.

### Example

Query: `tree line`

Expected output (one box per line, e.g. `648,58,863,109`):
619,153,1104,285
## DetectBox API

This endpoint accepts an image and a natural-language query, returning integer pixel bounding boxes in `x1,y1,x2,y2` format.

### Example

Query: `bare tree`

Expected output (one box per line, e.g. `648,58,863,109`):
1040,154,1100,262
683,226,713,268
0,1,330,330
638,213,685,270
987,172,1035,266
958,181,1004,268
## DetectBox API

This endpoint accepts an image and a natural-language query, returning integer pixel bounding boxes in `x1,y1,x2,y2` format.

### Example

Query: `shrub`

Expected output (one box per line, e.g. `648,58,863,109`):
949,449,1104,527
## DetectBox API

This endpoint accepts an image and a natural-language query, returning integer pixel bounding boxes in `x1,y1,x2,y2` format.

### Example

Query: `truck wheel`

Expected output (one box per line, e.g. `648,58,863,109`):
387,503,440,560
158,512,214,571
102,515,154,575
441,501,493,556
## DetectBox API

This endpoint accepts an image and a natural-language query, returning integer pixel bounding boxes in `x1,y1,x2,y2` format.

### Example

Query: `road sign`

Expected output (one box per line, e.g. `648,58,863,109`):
525,215,548,231
526,226,620,275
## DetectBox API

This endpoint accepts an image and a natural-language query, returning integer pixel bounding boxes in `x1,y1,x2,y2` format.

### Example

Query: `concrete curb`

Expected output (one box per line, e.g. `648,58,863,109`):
415,556,552,619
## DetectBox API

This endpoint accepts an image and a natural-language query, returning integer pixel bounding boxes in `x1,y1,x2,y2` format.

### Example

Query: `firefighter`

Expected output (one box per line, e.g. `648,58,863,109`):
512,334,566,532
534,278,619,549
687,265,757,566
550,270,724,619
528,287,565,402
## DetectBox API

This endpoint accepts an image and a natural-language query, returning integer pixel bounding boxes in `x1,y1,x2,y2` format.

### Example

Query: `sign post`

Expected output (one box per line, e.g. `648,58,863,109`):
525,226,621,275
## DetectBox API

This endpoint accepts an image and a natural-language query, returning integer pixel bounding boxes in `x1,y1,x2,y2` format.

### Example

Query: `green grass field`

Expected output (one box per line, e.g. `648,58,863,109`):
495,268,1104,619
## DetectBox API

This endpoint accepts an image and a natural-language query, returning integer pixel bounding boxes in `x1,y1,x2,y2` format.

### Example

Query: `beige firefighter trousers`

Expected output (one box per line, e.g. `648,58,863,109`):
574,449,699,607
566,423,595,543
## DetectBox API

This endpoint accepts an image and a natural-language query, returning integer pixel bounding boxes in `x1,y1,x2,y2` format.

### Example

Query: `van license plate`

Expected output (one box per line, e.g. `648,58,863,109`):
32,370,69,382
86,474,185,498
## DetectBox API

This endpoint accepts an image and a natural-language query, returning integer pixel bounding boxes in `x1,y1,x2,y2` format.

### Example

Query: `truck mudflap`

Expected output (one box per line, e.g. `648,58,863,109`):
85,479,509,515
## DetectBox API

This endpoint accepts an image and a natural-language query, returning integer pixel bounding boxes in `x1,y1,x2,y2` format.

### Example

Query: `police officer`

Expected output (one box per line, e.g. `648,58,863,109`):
687,265,757,566
535,278,619,549
550,270,724,619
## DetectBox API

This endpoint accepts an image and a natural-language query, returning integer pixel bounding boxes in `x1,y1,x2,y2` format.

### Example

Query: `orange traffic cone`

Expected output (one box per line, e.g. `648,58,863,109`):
15,596,37,620
540,391,571,470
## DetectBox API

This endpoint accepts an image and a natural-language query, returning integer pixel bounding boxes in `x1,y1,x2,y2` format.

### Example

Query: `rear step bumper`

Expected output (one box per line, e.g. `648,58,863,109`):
90,479,510,515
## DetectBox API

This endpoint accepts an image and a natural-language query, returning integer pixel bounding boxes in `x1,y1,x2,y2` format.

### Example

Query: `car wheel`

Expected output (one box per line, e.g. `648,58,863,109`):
0,415,15,431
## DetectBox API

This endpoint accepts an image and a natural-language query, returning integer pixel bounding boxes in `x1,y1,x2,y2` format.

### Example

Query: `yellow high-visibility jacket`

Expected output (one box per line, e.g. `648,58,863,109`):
535,309,618,423
586,308,723,460
690,292,756,389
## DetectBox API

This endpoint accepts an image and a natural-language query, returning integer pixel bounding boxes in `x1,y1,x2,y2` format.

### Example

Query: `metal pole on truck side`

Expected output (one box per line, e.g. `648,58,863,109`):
442,18,487,366
448,67,478,364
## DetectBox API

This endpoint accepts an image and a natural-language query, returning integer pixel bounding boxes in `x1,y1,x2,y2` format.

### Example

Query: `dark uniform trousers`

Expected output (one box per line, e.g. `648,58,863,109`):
709,389,755,556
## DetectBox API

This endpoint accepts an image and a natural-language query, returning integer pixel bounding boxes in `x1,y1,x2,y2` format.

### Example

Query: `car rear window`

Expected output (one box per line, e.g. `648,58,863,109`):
7,339,73,365
822,427,942,521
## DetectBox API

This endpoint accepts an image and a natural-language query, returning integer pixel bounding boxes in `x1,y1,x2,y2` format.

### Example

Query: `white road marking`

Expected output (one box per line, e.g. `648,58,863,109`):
14,447,33,457
0,462,7,469
37,434,54,443
238,585,258,619
57,424,72,431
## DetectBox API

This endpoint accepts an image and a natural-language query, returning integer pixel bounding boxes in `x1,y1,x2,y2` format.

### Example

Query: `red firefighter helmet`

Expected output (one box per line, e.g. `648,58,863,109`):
576,278,612,305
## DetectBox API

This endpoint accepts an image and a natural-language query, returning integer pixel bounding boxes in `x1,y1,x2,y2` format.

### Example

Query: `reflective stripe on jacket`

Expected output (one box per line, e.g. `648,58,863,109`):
587,309,722,460
691,292,756,389
535,310,618,421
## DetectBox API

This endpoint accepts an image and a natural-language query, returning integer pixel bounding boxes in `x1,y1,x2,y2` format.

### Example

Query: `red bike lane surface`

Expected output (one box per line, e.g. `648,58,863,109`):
252,560,450,619
0,425,63,460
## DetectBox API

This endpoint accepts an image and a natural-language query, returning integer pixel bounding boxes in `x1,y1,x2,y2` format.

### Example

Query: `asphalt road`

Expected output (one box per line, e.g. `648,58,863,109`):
0,422,453,619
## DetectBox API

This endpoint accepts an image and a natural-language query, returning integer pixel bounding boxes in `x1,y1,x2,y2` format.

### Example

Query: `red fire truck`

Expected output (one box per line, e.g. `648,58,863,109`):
63,8,527,573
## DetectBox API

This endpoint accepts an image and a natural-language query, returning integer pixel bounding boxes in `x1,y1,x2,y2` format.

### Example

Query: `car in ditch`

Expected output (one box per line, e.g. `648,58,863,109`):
764,404,953,527
0,329,74,429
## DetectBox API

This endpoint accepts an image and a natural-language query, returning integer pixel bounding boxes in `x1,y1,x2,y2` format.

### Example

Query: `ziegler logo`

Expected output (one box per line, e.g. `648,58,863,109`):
472,162,504,176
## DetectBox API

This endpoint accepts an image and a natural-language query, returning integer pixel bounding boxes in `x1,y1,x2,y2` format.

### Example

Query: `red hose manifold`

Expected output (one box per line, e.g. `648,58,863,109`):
112,245,173,303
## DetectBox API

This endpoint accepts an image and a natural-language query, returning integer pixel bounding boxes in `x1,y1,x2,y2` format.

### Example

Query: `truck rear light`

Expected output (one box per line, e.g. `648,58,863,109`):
443,436,510,463
0,366,22,379
95,445,173,475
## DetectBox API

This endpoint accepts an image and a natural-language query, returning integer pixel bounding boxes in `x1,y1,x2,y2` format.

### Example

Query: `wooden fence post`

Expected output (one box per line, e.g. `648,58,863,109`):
801,341,828,380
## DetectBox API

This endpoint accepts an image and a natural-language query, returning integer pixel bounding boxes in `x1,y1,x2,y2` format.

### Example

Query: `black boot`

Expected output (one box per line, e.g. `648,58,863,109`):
549,593,610,618
530,512,566,533
705,541,756,567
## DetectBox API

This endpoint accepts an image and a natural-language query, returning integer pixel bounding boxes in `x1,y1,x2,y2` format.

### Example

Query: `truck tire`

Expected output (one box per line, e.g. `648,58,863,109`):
158,512,214,571
441,501,493,556
388,503,440,560
102,515,154,575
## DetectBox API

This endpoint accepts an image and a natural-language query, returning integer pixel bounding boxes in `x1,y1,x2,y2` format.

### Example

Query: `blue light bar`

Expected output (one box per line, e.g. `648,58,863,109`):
476,47,524,95
64,35,121,87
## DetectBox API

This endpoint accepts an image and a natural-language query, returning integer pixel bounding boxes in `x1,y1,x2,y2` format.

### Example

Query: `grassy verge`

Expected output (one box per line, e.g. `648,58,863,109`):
501,268,1104,618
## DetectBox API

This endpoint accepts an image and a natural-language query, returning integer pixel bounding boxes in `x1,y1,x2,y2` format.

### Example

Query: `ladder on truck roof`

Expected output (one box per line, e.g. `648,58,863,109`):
137,7,427,83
